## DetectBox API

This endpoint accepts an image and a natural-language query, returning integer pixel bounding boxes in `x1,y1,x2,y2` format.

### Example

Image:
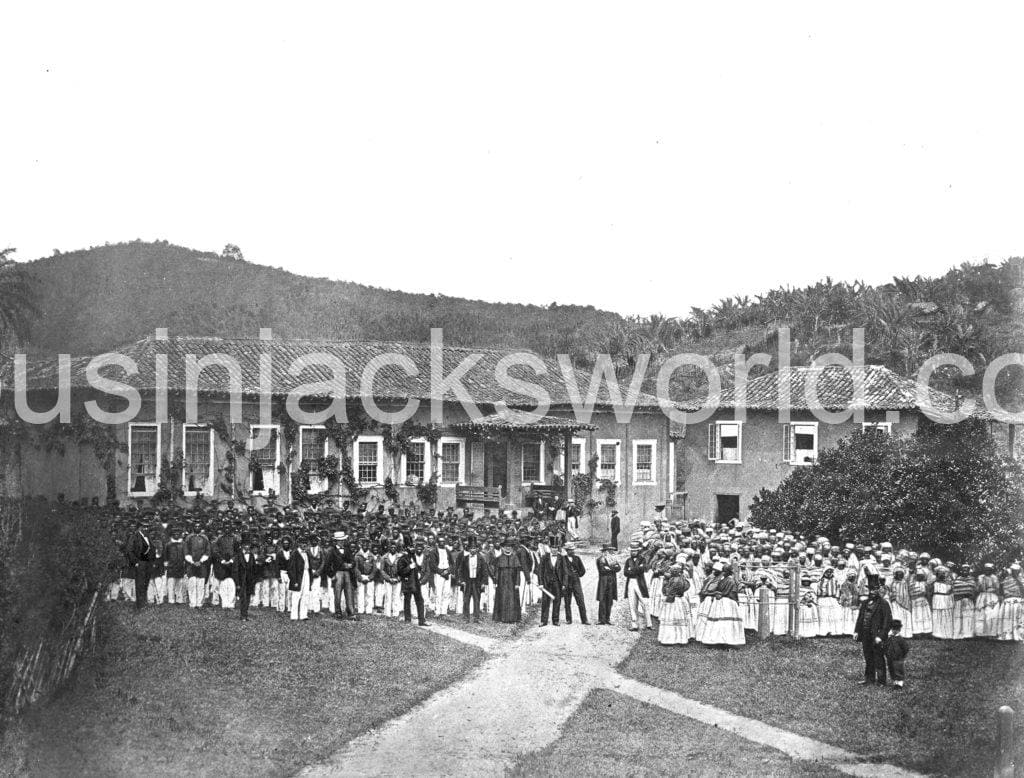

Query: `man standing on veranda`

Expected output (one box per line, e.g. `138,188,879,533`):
854,574,893,686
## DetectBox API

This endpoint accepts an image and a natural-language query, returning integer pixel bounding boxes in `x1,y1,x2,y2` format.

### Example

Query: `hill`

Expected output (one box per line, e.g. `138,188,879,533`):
21,241,625,356
12,241,1024,406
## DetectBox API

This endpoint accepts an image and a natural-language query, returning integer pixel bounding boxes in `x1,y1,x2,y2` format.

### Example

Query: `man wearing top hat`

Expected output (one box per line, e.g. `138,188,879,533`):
854,573,893,685
234,536,260,621
458,538,488,622
595,543,622,625
556,542,588,624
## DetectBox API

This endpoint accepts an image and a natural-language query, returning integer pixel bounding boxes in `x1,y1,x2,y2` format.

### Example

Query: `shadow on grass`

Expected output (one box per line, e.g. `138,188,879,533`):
618,629,1024,777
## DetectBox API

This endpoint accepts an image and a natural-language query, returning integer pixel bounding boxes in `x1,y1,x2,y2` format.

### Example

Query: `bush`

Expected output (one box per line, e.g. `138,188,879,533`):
749,419,1024,566
0,500,119,702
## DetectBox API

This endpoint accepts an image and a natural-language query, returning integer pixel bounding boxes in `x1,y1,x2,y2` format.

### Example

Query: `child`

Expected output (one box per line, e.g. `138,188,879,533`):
885,619,910,689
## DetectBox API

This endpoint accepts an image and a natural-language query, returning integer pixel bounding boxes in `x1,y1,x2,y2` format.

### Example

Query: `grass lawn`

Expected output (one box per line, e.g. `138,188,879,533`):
510,688,843,777
1,602,485,777
619,631,1024,777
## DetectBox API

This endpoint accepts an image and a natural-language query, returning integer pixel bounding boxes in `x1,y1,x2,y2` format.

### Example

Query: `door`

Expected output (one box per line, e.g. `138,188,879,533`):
484,441,508,496
716,494,740,523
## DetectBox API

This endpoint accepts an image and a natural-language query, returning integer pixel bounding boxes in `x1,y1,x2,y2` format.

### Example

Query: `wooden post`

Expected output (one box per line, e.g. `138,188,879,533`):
788,561,801,638
995,706,1015,778
757,586,770,639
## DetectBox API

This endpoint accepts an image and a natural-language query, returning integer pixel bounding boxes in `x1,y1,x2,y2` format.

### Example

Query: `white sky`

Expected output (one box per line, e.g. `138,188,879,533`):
2,3,1023,317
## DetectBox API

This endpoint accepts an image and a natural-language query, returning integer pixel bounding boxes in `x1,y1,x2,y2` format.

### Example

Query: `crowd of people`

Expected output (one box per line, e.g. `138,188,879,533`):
99,499,1023,652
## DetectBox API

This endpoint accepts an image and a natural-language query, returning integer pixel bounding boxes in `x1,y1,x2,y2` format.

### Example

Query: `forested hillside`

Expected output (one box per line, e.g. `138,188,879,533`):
21,241,624,357
11,241,1024,404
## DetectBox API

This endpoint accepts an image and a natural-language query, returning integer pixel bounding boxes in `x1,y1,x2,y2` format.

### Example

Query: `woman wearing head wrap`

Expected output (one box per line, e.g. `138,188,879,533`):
658,563,693,645
951,565,976,639
888,568,913,638
698,563,745,646
648,545,671,618
839,570,860,636
798,573,818,638
815,567,843,636
931,567,955,639
973,563,1000,638
997,563,1023,641
908,569,932,635
693,562,720,642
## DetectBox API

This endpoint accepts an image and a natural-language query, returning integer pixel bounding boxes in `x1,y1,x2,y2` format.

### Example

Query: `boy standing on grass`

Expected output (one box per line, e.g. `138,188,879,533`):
885,619,910,689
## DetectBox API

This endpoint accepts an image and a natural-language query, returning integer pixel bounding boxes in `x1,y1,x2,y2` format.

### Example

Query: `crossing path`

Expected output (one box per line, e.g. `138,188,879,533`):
299,551,923,778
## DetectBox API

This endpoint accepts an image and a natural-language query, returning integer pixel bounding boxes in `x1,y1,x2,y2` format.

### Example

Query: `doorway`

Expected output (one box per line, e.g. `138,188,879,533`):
716,494,740,523
484,441,508,496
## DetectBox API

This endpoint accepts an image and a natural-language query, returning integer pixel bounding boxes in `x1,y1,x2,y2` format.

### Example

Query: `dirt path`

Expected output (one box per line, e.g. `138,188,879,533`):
300,550,636,777
300,551,924,778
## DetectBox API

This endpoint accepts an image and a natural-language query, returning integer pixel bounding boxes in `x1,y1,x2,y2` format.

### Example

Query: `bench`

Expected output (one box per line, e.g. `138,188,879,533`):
455,485,503,507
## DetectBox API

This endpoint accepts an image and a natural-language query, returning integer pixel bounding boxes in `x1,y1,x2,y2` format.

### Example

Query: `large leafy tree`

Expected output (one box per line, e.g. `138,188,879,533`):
750,419,1024,566
0,248,38,347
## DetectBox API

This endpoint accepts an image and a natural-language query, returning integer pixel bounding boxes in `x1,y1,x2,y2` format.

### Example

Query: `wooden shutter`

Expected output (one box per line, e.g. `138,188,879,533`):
707,423,718,461
782,423,792,462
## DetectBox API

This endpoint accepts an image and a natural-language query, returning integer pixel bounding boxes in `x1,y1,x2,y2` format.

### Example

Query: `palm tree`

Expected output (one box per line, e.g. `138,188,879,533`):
0,248,39,348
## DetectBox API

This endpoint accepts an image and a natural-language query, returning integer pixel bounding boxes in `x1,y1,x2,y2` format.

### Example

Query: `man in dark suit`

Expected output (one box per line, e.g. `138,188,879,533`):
556,542,588,624
234,537,260,620
398,540,430,626
457,538,487,622
126,519,152,610
595,543,621,625
609,510,621,550
854,575,893,685
537,541,563,626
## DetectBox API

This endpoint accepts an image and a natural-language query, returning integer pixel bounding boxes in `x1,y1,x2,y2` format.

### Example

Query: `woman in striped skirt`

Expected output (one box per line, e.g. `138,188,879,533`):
815,567,844,636
951,565,976,639
658,564,693,645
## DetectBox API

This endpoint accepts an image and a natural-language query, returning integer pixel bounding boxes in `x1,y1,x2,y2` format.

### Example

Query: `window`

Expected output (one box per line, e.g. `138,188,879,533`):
633,439,657,484
353,435,384,485
783,422,818,465
862,422,892,436
401,438,429,483
597,439,620,483
128,423,161,496
438,437,465,484
565,438,586,476
182,425,214,495
299,426,328,492
522,441,543,483
249,425,280,494
707,421,742,463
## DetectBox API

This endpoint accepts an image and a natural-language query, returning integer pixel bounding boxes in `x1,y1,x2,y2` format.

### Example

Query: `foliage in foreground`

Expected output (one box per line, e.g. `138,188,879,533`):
0,500,119,703
750,419,1024,566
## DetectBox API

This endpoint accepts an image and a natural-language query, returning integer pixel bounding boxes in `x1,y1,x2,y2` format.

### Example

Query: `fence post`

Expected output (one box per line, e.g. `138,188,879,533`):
995,706,1015,778
757,586,770,638
788,561,801,638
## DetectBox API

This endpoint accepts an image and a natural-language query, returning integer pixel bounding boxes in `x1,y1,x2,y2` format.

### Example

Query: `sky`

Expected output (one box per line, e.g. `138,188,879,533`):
2,3,1024,317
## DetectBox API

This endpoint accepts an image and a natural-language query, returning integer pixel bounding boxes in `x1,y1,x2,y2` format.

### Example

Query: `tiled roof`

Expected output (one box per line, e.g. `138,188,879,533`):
679,364,962,415
451,410,596,432
11,336,664,410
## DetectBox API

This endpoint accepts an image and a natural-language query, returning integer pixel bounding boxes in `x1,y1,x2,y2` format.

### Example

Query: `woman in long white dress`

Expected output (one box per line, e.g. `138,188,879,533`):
658,564,693,645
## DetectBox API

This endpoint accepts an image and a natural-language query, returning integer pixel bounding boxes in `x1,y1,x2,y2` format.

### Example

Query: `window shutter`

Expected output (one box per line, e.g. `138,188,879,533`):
782,423,792,462
707,423,717,461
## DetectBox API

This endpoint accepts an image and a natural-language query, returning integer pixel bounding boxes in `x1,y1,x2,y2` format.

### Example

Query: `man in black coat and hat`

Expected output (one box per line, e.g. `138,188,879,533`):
854,574,893,685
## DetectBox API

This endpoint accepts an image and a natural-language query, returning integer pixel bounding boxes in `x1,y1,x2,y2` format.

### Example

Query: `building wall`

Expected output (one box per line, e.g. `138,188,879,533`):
675,408,921,524
1,397,671,533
